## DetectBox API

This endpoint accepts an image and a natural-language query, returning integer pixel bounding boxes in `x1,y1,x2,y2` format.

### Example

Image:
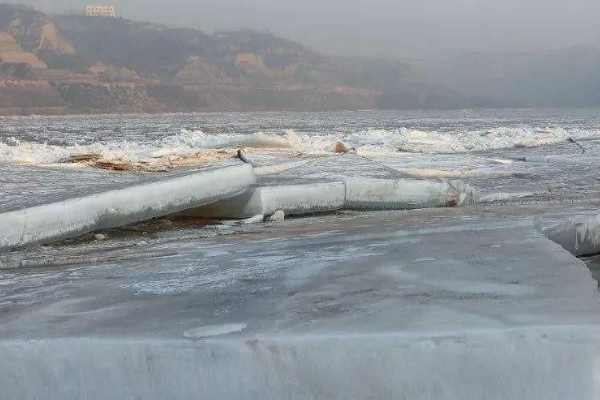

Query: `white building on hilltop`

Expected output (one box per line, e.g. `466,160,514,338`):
85,5,116,17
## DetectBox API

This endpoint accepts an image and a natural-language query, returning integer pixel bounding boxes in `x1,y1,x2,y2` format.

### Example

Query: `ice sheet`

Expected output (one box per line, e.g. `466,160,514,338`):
0,211,599,399
0,163,255,250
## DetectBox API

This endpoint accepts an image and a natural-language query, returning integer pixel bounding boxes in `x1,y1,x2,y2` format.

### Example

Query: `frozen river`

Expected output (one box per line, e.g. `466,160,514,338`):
2,109,600,399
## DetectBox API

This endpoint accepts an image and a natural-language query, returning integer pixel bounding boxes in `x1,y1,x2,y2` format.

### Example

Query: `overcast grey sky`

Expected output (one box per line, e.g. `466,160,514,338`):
16,0,600,59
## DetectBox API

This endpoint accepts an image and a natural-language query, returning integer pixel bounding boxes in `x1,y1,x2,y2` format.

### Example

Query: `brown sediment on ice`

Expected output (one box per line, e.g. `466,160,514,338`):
332,141,352,154
69,154,143,171
69,150,237,172
68,154,103,163
68,148,313,172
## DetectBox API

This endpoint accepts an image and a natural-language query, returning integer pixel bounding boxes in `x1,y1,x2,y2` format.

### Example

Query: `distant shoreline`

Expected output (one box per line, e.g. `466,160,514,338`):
0,105,539,118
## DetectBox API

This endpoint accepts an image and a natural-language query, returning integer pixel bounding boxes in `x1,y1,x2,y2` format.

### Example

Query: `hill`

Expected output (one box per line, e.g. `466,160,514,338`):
0,4,481,114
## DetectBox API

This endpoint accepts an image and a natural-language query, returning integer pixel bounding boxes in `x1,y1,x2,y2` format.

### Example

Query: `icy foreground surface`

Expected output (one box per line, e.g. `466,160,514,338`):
2,328,599,400
1,211,600,399
0,163,255,250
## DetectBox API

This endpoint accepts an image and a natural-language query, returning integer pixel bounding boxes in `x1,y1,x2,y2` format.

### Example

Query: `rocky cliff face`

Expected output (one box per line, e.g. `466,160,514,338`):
55,83,149,112
0,4,482,114
0,80,64,108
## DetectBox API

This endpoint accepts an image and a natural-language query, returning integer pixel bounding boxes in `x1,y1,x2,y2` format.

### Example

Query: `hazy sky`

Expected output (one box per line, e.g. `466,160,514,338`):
16,0,600,59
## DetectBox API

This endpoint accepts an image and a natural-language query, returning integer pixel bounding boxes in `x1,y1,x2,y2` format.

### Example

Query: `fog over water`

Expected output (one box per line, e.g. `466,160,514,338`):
19,0,600,58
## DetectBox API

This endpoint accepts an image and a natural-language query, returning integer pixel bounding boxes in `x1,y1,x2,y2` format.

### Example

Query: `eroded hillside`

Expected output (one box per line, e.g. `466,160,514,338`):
0,4,479,114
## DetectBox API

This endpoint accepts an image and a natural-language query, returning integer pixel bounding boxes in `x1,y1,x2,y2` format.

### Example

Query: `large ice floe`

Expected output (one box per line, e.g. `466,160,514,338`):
181,154,476,220
1,211,600,399
0,162,255,250
1,153,479,250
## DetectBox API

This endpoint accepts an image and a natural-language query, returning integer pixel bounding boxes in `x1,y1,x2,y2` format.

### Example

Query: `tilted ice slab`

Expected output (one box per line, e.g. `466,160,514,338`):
0,164,152,213
1,213,599,399
342,177,476,209
541,213,600,256
290,154,478,209
0,163,255,251
187,155,477,218
187,177,475,218
185,181,346,219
